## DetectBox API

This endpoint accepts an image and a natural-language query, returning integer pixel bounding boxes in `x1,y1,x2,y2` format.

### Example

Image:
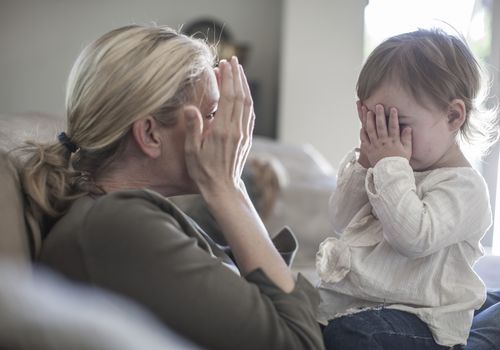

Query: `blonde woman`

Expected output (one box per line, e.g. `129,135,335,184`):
19,25,324,350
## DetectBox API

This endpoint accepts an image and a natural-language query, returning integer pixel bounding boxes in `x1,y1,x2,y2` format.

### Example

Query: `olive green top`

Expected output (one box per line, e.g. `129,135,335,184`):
40,189,324,350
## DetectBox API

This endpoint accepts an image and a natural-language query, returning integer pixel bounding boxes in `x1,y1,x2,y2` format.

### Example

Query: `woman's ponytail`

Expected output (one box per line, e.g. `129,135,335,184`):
18,141,86,223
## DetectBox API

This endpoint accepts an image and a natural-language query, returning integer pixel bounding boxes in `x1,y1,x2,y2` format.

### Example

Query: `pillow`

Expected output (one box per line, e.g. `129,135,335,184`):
0,151,40,265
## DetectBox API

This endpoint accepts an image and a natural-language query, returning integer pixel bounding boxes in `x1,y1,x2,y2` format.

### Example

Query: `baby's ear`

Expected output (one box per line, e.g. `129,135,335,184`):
447,99,466,132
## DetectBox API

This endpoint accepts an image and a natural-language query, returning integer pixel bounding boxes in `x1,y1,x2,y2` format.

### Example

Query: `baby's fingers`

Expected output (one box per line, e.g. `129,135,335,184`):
401,127,412,153
361,105,368,129
365,110,378,142
356,101,363,122
375,104,388,138
387,107,400,138
360,126,370,146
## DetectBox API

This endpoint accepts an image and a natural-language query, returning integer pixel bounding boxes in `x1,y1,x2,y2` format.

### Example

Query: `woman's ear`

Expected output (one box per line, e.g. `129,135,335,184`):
447,99,466,132
131,116,162,159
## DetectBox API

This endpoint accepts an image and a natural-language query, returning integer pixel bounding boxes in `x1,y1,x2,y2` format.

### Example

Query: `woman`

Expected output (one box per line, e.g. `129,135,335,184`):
19,25,324,350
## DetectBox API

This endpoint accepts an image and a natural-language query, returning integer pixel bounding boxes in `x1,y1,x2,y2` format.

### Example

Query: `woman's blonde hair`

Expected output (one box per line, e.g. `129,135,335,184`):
357,28,498,153
18,25,215,226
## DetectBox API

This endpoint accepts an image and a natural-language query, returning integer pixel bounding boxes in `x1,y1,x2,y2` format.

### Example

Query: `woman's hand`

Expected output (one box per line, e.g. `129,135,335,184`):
182,57,294,293
183,57,255,196
360,104,412,167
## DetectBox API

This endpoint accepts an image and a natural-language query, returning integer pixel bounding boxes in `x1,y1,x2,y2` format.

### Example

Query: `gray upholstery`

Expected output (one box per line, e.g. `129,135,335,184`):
0,112,64,152
0,112,64,263
0,113,202,348
0,152,32,266
0,112,339,270
0,261,200,349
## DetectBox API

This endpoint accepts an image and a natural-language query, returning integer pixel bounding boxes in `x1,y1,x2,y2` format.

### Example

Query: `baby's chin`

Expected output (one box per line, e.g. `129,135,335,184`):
410,159,437,172
409,159,425,172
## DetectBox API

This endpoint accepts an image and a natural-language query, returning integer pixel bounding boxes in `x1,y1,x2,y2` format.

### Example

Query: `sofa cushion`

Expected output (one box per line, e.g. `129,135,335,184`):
0,112,62,263
0,151,40,265
0,112,64,152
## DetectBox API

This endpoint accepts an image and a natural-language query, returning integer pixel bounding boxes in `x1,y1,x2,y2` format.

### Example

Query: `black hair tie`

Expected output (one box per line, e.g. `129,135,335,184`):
57,132,79,153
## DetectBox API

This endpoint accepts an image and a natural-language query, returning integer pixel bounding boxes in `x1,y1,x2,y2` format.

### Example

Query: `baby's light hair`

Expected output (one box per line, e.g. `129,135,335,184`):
357,28,498,155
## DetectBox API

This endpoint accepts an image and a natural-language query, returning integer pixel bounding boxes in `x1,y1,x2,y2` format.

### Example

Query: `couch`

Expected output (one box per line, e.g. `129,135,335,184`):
0,260,200,350
0,110,338,348
1,111,499,349
2,111,499,281
0,112,204,349
0,111,338,271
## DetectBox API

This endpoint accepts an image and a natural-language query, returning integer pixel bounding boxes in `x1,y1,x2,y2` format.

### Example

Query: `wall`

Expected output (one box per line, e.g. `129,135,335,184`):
0,0,282,137
279,0,367,167
1,0,366,163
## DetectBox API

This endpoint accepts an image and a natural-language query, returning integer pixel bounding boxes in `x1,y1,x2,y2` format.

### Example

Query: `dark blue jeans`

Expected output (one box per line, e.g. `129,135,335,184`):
465,290,500,350
322,308,450,350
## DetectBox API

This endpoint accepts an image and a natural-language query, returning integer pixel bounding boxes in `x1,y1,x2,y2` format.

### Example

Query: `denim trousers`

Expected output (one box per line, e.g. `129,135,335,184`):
322,308,450,350
465,290,500,350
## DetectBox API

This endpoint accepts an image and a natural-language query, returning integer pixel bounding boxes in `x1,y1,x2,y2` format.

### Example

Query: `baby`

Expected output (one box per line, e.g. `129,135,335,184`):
317,28,498,349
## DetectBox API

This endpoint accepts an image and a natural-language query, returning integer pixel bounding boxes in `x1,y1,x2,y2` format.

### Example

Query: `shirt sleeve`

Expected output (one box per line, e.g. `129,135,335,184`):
365,157,492,259
329,149,371,233
80,192,325,350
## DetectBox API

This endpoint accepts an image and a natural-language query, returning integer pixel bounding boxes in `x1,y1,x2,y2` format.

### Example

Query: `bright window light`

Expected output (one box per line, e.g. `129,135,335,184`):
364,0,476,54
494,156,500,255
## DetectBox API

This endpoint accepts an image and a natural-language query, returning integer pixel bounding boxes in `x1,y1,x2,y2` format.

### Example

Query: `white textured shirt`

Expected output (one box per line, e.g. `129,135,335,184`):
316,150,492,347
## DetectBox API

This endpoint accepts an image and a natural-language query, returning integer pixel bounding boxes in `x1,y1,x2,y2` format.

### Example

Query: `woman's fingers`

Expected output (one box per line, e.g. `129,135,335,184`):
230,56,244,133
214,66,221,89
214,60,235,134
183,106,203,169
238,64,255,173
239,65,254,139
189,57,252,189
225,57,245,177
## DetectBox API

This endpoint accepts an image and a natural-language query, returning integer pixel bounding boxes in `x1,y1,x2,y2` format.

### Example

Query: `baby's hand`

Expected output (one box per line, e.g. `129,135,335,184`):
360,104,412,166
356,101,371,168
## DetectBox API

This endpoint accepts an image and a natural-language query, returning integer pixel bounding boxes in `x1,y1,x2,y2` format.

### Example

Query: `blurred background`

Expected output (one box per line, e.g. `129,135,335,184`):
0,0,499,253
